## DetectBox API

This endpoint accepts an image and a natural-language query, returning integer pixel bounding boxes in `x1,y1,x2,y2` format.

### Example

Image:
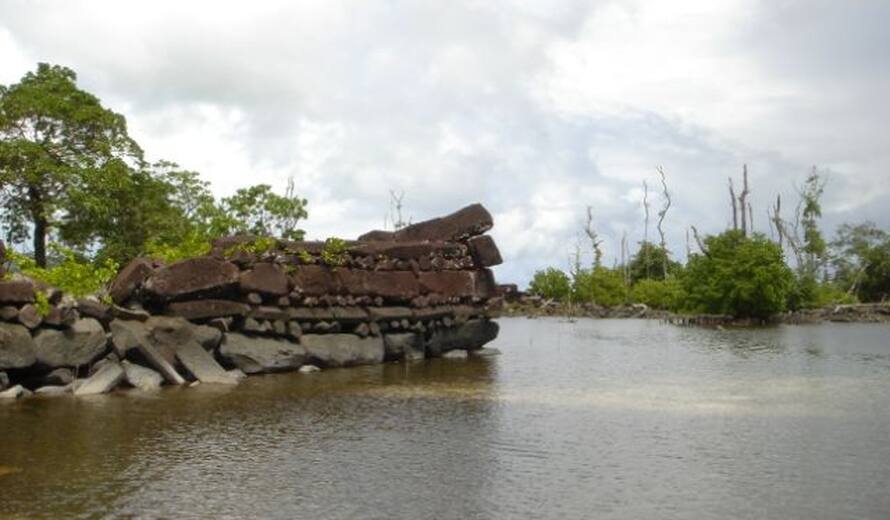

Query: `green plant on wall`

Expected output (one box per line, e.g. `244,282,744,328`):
224,237,278,257
7,245,118,297
34,290,51,317
321,238,348,267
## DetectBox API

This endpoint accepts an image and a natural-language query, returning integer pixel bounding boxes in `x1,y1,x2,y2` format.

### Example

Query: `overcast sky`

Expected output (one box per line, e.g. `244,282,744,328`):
2,0,889,285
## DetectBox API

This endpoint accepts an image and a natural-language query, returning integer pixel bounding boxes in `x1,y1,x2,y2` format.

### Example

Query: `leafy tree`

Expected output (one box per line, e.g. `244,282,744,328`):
800,170,827,275
572,266,626,307
628,241,680,283
0,63,142,266
221,181,307,240
528,267,571,300
830,222,890,301
631,278,686,311
6,244,117,298
681,230,794,319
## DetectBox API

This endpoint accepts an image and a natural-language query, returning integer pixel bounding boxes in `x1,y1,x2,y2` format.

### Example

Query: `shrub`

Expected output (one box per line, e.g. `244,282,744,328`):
321,238,349,267
572,267,626,307
7,245,118,297
528,268,571,300
630,278,686,311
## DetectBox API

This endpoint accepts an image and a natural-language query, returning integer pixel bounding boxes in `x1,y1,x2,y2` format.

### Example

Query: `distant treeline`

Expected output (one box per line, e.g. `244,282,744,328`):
529,170,890,319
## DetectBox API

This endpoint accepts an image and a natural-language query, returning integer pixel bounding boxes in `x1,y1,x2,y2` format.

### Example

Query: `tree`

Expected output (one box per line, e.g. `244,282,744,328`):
572,266,626,307
0,63,142,266
220,180,308,240
681,230,794,319
528,267,571,300
628,241,679,283
831,222,890,301
799,169,827,276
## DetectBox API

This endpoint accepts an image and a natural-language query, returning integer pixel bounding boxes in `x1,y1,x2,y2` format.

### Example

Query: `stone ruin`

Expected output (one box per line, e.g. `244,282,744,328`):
0,204,503,399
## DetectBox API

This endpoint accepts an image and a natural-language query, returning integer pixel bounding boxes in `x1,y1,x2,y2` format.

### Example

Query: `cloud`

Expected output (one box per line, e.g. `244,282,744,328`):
1,0,887,285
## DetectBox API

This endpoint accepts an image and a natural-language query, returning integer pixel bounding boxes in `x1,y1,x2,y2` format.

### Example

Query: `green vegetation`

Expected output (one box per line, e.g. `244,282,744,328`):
7,245,118,298
1,63,309,279
320,238,349,267
223,237,279,258
34,291,51,317
528,268,571,300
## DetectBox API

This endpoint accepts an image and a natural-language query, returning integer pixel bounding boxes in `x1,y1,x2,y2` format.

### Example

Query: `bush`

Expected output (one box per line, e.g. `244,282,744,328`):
681,230,794,319
630,278,686,311
144,230,212,263
528,268,571,300
788,275,857,310
572,266,626,307
7,244,118,298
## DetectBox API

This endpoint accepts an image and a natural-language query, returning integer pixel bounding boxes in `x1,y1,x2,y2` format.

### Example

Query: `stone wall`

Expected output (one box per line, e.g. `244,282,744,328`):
0,204,502,399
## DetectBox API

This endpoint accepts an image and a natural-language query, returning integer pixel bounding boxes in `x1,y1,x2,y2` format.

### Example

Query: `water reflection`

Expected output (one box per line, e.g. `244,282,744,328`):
2,318,890,519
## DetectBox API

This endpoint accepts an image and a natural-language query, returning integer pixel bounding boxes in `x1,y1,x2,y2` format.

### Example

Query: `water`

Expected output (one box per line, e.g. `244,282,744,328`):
2,318,890,519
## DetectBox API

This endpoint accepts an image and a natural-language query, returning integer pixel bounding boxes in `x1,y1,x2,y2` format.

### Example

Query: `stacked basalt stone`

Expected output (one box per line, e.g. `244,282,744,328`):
0,204,503,399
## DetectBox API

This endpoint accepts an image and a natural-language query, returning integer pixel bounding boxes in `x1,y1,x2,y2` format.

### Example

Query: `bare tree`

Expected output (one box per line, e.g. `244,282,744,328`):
655,166,672,278
729,178,738,230
620,230,630,297
690,225,709,257
642,179,650,278
583,205,604,268
389,190,407,230
738,164,750,236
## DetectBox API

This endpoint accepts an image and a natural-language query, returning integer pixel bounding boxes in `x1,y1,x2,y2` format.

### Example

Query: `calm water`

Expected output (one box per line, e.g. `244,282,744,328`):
2,318,890,519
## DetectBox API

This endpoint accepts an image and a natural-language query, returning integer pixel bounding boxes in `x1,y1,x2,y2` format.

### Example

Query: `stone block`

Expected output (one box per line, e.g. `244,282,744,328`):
33,318,107,368
0,280,35,304
166,299,250,320
239,262,289,296
144,257,240,301
109,257,154,304
391,203,493,242
366,271,419,300
219,334,307,374
301,334,384,367
0,322,36,369
418,271,475,297
467,235,502,267
290,265,337,296
74,361,125,396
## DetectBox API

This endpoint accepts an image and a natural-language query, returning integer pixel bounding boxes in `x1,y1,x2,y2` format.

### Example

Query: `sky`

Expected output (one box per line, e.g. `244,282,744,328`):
2,0,889,285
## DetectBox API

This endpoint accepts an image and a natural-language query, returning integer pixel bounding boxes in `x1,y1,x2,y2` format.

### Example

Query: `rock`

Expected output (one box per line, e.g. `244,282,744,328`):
137,342,186,385
76,299,111,322
272,320,287,336
241,318,267,334
0,323,37,369
418,271,475,297
331,307,369,323
109,257,154,304
34,385,70,395
42,305,79,327
383,333,425,361
469,347,502,357
286,321,302,339
0,371,8,390
144,257,240,301
442,349,468,359
245,292,263,305
249,306,289,320
392,203,493,242
16,304,42,329
354,322,370,337
298,364,320,373
121,360,164,391
219,334,307,374
467,235,503,267
227,368,247,380
365,272,419,300
41,368,74,386
287,307,335,322
426,319,499,357
276,296,291,307
356,229,395,242
0,385,29,399
108,318,190,385
74,361,125,396
368,307,414,321
166,299,251,320
0,280,35,304
208,317,233,332
290,265,337,296
175,341,238,385
474,269,498,300
301,334,384,367
0,306,19,321
33,318,108,368
111,304,151,321
239,262,289,296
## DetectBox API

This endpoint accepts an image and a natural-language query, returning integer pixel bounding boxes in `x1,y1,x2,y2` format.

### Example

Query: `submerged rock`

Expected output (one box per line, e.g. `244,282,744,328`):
219,334,307,374
426,319,499,357
301,334,384,367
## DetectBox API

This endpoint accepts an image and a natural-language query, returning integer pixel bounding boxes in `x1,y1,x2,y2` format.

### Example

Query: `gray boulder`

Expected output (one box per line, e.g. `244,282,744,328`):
426,319,499,357
442,349,468,360
0,371,8,390
0,322,36,369
175,341,238,385
301,334,384,367
33,318,107,368
298,364,320,373
34,385,70,396
41,368,75,386
0,384,30,399
74,361,125,396
383,333,425,361
219,334,307,374
121,360,163,391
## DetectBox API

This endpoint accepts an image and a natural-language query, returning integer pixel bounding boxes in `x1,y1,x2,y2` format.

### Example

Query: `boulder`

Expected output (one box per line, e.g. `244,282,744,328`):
41,368,74,386
144,257,240,301
175,341,238,385
111,304,151,321
16,304,42,329
121,360,164,391
442,349,468,360
0,323,36,369
383,333,425,361
219,334,307,374
290,265,337,296
425,319,499,357
0,280,35,304
109,257,154,304
467,235,503,267
0,371,8,390
76,299,111,322
301,334,384,367
298,364,320,373
166,299,250,320
418,271,475,297
34,385,70,396
0,385,29,399
74,361,125,396
239,263,289,296
391,204,493,242
474,269,498,299
42,305,78,328
33,318,107,368
0,306,19,321
356,229,395,242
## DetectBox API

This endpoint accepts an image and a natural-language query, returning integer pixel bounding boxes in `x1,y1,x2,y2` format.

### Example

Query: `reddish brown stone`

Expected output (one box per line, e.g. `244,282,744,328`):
239,263,288,296
366,271,420,300
334,269,367,295
474,269,498,299
348,241,464,260
467,235,502,267
392,204,493,243
145,257,240,301
356,230,395,242
332,307,370,323
418,271,475,297
0,280,35,304
290,265,337,296
166,299,250,320
109,257,154,304
249,306,289,320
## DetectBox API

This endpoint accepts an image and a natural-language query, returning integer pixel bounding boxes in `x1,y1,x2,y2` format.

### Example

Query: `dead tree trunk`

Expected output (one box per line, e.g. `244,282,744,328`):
738,164,750,236
584,205,603,268
656,166,671,278
643,180,650,279
729,178,738,231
